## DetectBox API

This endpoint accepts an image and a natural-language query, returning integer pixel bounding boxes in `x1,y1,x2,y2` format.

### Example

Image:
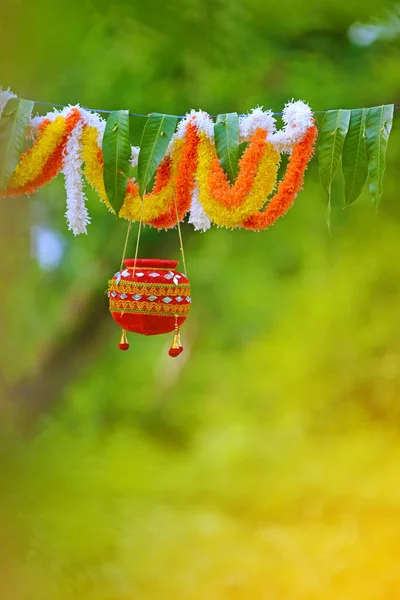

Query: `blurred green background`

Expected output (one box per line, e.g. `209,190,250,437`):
1,1,400,598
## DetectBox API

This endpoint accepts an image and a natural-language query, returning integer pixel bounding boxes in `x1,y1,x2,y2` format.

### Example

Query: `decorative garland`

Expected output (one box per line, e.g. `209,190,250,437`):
2,86,394,357
0,88,317,235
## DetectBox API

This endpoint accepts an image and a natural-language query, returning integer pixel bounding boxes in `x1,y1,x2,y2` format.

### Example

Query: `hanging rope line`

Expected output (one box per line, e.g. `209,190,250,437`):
172,184,188,277
30,99,400,120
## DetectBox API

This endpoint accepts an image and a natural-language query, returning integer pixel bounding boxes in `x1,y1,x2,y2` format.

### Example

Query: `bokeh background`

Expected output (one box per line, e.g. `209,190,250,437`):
1,1,400,598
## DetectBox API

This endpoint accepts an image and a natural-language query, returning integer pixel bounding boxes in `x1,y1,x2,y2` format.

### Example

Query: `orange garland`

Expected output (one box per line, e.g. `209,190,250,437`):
207,128,268,209
149,122,200,229
242,125,318,230
195,129,281,229
3,108,81,197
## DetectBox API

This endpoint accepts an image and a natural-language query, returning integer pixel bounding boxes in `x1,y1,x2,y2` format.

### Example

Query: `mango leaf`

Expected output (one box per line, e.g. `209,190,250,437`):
365,104,394,208
138,113,178,197
102,110,131,214
342,108,368,206
318,109,351,226
214,112,239,183
0,97,34,190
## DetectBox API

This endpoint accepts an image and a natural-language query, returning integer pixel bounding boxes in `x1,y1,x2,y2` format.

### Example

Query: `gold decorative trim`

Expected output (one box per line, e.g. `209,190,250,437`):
109,284,190,297
110,302,190,316
110,308,189,317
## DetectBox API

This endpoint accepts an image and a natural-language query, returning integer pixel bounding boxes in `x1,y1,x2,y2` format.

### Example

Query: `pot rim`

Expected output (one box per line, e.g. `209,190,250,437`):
124,258,179,270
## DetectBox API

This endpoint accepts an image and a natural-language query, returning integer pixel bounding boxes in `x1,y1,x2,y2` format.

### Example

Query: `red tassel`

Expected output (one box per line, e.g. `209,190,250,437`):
168,347,182,357
169,322,183,357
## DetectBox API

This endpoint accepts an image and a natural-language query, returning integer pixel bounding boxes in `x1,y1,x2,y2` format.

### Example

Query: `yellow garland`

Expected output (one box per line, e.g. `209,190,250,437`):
196,133,281,228
81,126,113,211
119,138,184,222
8,116,67,188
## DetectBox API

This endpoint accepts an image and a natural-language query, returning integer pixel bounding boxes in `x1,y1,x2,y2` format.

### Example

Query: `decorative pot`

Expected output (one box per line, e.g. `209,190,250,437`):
108,258,191,356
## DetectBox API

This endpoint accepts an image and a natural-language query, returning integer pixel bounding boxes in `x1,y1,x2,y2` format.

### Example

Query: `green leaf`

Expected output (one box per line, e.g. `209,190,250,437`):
318,109,351,227
214,112,239,183
102,110,131,214
0,97,34,190
342,108,368,206
365,104,394,208
138,113,178,197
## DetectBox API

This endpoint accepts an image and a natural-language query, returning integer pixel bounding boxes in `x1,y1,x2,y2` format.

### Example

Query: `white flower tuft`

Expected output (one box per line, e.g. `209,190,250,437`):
167,109,214,155
175,109,215,140
282,99,313,128
130,146,140,168
0,87,16,120
239,107,276,141
188,185,211,232
63,118,90,235
270,100,313,152
191,110,215,139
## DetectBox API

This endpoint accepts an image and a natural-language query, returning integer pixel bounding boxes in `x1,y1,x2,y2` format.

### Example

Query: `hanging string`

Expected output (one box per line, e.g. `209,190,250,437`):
172,185,188,277
120,220,132,271
131,197,145,278
119,195,145,276
170,185,188,339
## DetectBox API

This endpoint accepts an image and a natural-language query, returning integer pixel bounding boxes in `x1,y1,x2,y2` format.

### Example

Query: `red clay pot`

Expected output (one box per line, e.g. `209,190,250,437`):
108,258,191,336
